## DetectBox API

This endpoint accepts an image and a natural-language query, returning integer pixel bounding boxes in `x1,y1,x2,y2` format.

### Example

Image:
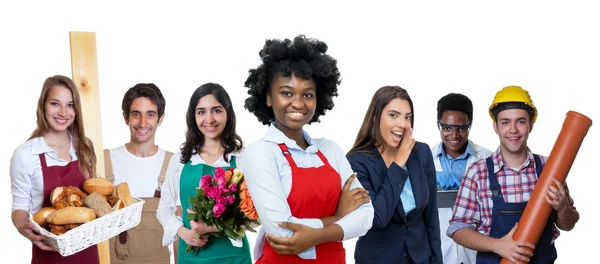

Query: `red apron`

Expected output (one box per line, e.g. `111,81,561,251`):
256,144,345,264
31,153,100,264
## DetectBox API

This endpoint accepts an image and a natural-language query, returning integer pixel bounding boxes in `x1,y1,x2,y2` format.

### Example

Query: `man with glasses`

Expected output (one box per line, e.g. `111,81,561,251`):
431,93,492,264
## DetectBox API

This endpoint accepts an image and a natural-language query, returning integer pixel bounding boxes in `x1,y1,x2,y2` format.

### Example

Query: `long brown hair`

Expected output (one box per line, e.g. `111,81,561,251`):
28,75,97,178
348,86,414,155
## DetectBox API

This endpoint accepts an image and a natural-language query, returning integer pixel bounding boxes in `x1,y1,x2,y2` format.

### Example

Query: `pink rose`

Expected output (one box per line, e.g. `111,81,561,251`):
215,168,225,181
215,196,226,206
205,186,222,199
215,174,226,187
225,196,235,205
200,175,213,189
228,183,237,193
220,185,230,194
212,203,226,218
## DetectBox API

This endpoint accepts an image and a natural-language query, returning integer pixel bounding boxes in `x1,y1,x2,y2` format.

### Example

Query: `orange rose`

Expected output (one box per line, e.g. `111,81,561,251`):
240,197,258,220
245,208,258,220
239,180,248,191
224,170,233,183
239,189,251,200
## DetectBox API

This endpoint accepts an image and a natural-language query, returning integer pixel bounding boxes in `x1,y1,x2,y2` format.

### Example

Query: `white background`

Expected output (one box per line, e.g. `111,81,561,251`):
0,1,598,263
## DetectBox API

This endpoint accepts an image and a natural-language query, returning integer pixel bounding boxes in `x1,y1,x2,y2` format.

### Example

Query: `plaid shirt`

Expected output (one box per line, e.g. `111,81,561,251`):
447,148,574,241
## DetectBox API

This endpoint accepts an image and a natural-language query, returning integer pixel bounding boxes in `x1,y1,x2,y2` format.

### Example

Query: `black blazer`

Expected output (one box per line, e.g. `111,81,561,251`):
347,142,442,264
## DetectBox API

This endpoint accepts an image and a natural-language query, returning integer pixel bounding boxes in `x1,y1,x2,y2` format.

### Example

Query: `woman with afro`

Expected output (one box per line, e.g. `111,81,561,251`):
241,35,374,264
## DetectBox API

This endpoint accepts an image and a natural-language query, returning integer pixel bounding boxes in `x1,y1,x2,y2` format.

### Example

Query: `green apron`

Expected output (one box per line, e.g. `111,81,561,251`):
178,156,252,264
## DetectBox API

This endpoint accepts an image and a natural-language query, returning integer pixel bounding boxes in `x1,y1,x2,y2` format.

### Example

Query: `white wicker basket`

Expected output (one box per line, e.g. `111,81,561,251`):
30,198,145,256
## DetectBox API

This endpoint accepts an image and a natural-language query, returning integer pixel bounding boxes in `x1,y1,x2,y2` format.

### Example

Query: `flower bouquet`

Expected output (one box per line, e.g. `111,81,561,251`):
186,167,260,255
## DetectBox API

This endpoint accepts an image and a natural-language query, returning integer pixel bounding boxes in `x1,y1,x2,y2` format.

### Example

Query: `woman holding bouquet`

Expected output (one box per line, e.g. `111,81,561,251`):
10,75,100,264
157,83,252,264
346,86,442,263
242,35,375,263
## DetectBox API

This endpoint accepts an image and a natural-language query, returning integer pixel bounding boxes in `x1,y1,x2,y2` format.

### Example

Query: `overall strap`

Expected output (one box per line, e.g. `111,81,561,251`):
277,143,298,168
486,157,502,200
155,151,174,198
533,154,543,178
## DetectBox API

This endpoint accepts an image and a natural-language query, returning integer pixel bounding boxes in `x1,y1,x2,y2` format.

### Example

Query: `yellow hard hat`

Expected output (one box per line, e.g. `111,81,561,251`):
489,86,537,122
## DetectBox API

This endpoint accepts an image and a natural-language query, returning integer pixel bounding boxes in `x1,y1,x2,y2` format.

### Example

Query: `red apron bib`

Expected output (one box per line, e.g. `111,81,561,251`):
31,153,100,264
256,144,345,264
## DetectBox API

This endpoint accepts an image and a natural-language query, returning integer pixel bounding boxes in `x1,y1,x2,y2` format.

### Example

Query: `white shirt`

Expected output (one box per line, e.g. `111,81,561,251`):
11,136,78,214
242,125,374,260
156,151,242,247
109,145,166,197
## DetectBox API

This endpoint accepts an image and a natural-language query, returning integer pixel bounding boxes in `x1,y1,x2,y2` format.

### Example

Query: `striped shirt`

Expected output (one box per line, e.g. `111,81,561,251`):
447,148,574,241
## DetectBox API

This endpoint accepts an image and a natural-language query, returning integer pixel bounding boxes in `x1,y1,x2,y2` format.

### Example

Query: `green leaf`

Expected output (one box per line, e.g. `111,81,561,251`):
196,188,205,197
225,228,239,240
225,216,235,226
215,221,223,230
243,222,257,233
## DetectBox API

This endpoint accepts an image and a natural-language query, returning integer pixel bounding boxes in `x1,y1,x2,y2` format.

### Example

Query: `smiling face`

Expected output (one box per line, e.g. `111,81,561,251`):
195,94,227,141
124,97,163,144
439,110,470,158
44,85,76,134
267,73,316,138
379,98,412,149
493,108,533,156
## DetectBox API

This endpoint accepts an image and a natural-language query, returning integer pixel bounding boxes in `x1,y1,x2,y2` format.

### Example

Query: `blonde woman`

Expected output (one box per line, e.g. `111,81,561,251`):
10,75,99,264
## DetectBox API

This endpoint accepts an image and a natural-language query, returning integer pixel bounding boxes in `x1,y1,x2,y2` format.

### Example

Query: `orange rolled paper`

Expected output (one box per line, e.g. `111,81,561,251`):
500,111,592,264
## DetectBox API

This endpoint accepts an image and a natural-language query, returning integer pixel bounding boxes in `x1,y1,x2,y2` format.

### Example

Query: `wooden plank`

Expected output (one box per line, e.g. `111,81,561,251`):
69,31,110,264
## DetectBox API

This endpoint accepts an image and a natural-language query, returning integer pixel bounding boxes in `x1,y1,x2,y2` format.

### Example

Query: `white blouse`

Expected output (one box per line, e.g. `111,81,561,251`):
11,136,78,214
156,151,243,247
242,125,375,260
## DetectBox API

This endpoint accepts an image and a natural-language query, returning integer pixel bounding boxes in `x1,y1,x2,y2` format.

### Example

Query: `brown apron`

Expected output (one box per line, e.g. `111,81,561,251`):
32,153,100,264
104,149,178,264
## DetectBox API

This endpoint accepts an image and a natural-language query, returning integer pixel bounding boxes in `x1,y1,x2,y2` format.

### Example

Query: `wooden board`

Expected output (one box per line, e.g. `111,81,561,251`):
69,31,110,264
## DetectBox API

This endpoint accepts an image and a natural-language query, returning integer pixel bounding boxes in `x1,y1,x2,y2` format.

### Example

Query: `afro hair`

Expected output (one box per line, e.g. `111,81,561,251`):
243,35,342,125
437,93,473,122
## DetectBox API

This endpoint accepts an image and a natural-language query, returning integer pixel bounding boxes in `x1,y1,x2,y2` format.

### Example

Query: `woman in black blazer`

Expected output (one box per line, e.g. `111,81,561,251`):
347,86,442,264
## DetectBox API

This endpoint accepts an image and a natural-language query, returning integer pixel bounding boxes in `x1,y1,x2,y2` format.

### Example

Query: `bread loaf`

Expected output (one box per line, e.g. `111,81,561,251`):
84,192,114,217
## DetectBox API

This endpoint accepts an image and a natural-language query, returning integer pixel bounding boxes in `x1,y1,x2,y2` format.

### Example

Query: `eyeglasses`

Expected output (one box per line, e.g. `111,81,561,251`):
438,122,471,135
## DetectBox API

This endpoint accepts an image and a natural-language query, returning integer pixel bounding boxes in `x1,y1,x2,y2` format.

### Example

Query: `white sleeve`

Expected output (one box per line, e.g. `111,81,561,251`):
157,152,184,246
11,148,31,213
242,143,324,260
330,142,375,240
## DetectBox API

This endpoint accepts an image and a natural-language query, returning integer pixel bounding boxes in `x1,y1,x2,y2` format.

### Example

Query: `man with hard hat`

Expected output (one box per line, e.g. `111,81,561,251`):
446,86,579,263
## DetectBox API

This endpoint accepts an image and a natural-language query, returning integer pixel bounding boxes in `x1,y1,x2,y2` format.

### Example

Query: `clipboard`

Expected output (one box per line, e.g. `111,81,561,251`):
437,190,458,208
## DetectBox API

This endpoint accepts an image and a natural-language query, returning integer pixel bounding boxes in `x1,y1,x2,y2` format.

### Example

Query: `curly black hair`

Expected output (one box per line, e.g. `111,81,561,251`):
244,35,342,125
437,93,473,122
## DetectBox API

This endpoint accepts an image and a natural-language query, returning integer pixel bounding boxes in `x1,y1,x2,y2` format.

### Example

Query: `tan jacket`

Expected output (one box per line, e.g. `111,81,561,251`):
104,149,178,264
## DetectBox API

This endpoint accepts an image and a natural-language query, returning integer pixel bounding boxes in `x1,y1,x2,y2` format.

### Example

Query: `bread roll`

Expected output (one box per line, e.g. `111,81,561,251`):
115,182,134,207
32,207,56,227
83,177,114,195
47,207,96,225
84,192,114,217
